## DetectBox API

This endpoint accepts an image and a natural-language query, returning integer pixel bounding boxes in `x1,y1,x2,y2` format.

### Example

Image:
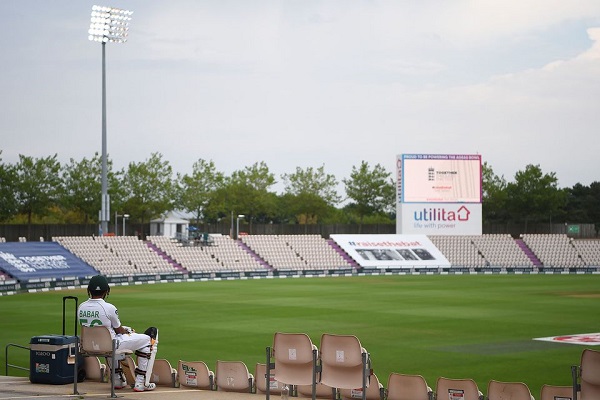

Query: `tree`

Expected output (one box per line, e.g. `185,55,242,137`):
566,181,600,233
178,159,225,225
0,153,18,222
13,154,62,228
61,153,123,224
505,164,568,227
281,165,341,225
231,162,277,227
343,161,395,231
121,153,176,236
481,161,509,223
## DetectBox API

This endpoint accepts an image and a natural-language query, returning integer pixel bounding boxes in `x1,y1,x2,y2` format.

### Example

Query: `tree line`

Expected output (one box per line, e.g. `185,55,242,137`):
0,151,598,235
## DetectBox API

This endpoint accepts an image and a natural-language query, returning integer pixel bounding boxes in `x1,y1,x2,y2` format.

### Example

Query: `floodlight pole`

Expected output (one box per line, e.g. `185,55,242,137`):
88,5,132,235
100,41,108,236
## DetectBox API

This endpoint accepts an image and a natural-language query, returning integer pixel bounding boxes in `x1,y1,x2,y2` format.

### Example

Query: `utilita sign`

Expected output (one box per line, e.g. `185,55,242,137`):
397,203,482,235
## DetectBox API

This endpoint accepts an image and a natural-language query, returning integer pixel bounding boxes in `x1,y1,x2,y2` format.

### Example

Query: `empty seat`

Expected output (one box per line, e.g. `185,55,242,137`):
435,377,483,400
339,373,384,400
487,380,534,400
215,360,254,393
255,362,284,395
319,333,371,400
540,384,576,400
572,348,600,400
177,360,214,390
386,373,432,400
83,356,106,382
150,359,177,387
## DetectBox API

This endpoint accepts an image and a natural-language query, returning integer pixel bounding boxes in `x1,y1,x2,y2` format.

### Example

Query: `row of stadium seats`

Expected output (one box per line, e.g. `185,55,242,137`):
83,332,595,400
40,234,600,278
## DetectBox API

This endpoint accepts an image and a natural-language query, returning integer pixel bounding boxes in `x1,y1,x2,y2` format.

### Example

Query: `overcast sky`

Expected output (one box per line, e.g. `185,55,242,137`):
1,0,599,194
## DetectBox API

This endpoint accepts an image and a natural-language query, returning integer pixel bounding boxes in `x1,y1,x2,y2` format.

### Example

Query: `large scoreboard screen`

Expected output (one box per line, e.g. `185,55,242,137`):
397,154,482,203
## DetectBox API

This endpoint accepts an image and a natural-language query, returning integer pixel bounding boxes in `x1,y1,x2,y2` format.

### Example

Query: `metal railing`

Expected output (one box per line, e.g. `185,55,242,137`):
5,343,29,376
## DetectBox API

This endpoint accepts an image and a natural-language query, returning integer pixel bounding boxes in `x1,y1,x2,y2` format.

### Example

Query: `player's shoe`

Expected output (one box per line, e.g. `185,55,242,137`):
133,378,156,392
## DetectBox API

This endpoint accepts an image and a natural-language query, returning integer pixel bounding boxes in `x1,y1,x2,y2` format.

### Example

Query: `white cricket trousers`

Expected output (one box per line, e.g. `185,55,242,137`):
116,332,153,372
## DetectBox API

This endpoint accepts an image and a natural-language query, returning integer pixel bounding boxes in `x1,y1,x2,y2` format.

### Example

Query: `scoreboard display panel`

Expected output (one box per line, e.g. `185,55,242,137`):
397,154,482,204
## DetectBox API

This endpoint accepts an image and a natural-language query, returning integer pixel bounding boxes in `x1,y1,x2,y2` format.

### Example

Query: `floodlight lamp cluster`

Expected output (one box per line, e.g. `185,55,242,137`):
88,5,133,43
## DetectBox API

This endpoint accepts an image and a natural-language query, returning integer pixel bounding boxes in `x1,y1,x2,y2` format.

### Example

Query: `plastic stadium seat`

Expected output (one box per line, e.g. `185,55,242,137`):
487,380,534,400
297,381,337,399
339,373,384,400
215,360,254,393
177,360,214,390
435,377,483,400
540,384,576,400
267,332,318,399
149,359,177,387
255,362,284,395
386,372,432,400
319,333,371,400
83,356,106,382
572,348,600,400
78,325,134,398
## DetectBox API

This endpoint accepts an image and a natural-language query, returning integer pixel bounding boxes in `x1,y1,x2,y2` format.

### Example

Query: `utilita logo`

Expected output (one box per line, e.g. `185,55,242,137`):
413,205,471,222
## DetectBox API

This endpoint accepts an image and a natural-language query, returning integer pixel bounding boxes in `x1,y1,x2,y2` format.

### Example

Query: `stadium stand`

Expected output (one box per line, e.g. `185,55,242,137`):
521,234,586,268
386,373,433,400
571,239,600,267
429,236,487,268
147,235,265,272
470,234,534,268
241,234,351,271
54,236,176,275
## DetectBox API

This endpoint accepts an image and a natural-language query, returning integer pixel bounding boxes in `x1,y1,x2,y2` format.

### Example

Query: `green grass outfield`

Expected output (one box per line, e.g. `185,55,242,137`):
2,274,599,396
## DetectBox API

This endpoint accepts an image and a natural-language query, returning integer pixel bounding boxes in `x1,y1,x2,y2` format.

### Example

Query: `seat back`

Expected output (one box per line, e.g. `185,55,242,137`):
177,360,214,390
215,360,253,393
581,349,600,400
387,373,431,400
255,362,284,394
150,359,177,387
273,332,317,386
83,356,106,382
339,373,383,400
436,377,482,400
80,325,113,355
297,381,337,399
319,333,368,390
487,380,533,400
540,384,575,400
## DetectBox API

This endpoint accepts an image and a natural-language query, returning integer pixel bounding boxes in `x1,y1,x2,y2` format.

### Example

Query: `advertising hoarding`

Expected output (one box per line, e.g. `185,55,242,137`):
397,203,482,235
330,234,450,269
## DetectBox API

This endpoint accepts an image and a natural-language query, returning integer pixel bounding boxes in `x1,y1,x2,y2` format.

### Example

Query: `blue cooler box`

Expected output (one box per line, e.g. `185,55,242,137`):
29,335,83,384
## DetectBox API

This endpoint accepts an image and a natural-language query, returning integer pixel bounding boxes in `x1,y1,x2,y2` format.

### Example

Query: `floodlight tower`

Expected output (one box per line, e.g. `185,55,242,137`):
88,5,133,235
